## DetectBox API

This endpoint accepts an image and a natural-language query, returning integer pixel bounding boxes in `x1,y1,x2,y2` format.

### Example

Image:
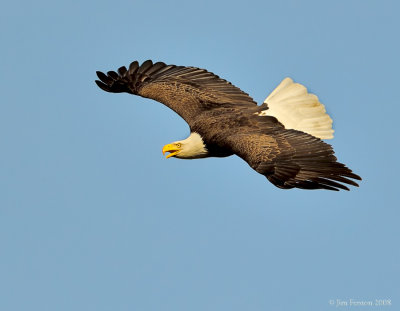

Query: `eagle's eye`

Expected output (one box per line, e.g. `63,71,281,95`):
176,143,182,148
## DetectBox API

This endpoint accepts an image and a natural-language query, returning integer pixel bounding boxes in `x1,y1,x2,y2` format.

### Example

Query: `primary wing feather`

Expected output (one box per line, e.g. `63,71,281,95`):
95,60,256,125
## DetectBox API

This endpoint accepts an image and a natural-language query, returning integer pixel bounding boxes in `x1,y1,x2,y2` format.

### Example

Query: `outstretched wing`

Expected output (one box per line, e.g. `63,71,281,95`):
95,60,256,125
226,129,361,191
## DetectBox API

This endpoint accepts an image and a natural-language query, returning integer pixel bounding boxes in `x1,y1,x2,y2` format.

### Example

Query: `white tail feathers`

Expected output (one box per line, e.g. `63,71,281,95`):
261,78,334,139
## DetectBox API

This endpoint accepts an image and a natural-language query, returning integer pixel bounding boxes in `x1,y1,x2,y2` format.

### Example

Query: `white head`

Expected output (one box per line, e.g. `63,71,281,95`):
162,132,208,159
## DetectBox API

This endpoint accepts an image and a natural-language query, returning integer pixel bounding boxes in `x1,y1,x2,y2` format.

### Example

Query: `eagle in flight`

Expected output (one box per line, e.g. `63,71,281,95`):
95,60,361,191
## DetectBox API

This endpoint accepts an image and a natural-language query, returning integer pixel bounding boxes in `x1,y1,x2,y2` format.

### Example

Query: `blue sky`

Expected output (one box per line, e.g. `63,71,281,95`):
1,0,399,310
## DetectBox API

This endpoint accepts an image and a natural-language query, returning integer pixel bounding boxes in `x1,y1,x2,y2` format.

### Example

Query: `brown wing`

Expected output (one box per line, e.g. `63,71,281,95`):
226,128,361,191
95,60,256,125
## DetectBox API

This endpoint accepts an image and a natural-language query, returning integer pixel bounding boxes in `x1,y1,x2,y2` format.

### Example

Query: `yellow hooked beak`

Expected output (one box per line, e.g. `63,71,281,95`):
162,143,181,159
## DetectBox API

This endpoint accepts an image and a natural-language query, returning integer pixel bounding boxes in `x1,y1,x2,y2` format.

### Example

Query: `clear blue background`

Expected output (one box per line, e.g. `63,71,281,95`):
1,0,399,310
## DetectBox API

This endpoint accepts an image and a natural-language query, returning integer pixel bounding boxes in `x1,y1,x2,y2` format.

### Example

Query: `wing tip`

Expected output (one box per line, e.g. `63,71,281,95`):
95,79,112,92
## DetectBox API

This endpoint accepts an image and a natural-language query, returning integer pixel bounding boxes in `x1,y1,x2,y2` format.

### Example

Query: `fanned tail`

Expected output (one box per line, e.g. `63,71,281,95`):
261,78,334,140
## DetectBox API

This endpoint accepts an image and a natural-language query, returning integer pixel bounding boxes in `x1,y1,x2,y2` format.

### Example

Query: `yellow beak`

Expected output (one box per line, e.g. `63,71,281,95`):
162,144,180,159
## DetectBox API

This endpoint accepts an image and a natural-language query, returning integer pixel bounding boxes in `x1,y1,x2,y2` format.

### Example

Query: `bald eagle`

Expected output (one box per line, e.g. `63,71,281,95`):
95,60,361,191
